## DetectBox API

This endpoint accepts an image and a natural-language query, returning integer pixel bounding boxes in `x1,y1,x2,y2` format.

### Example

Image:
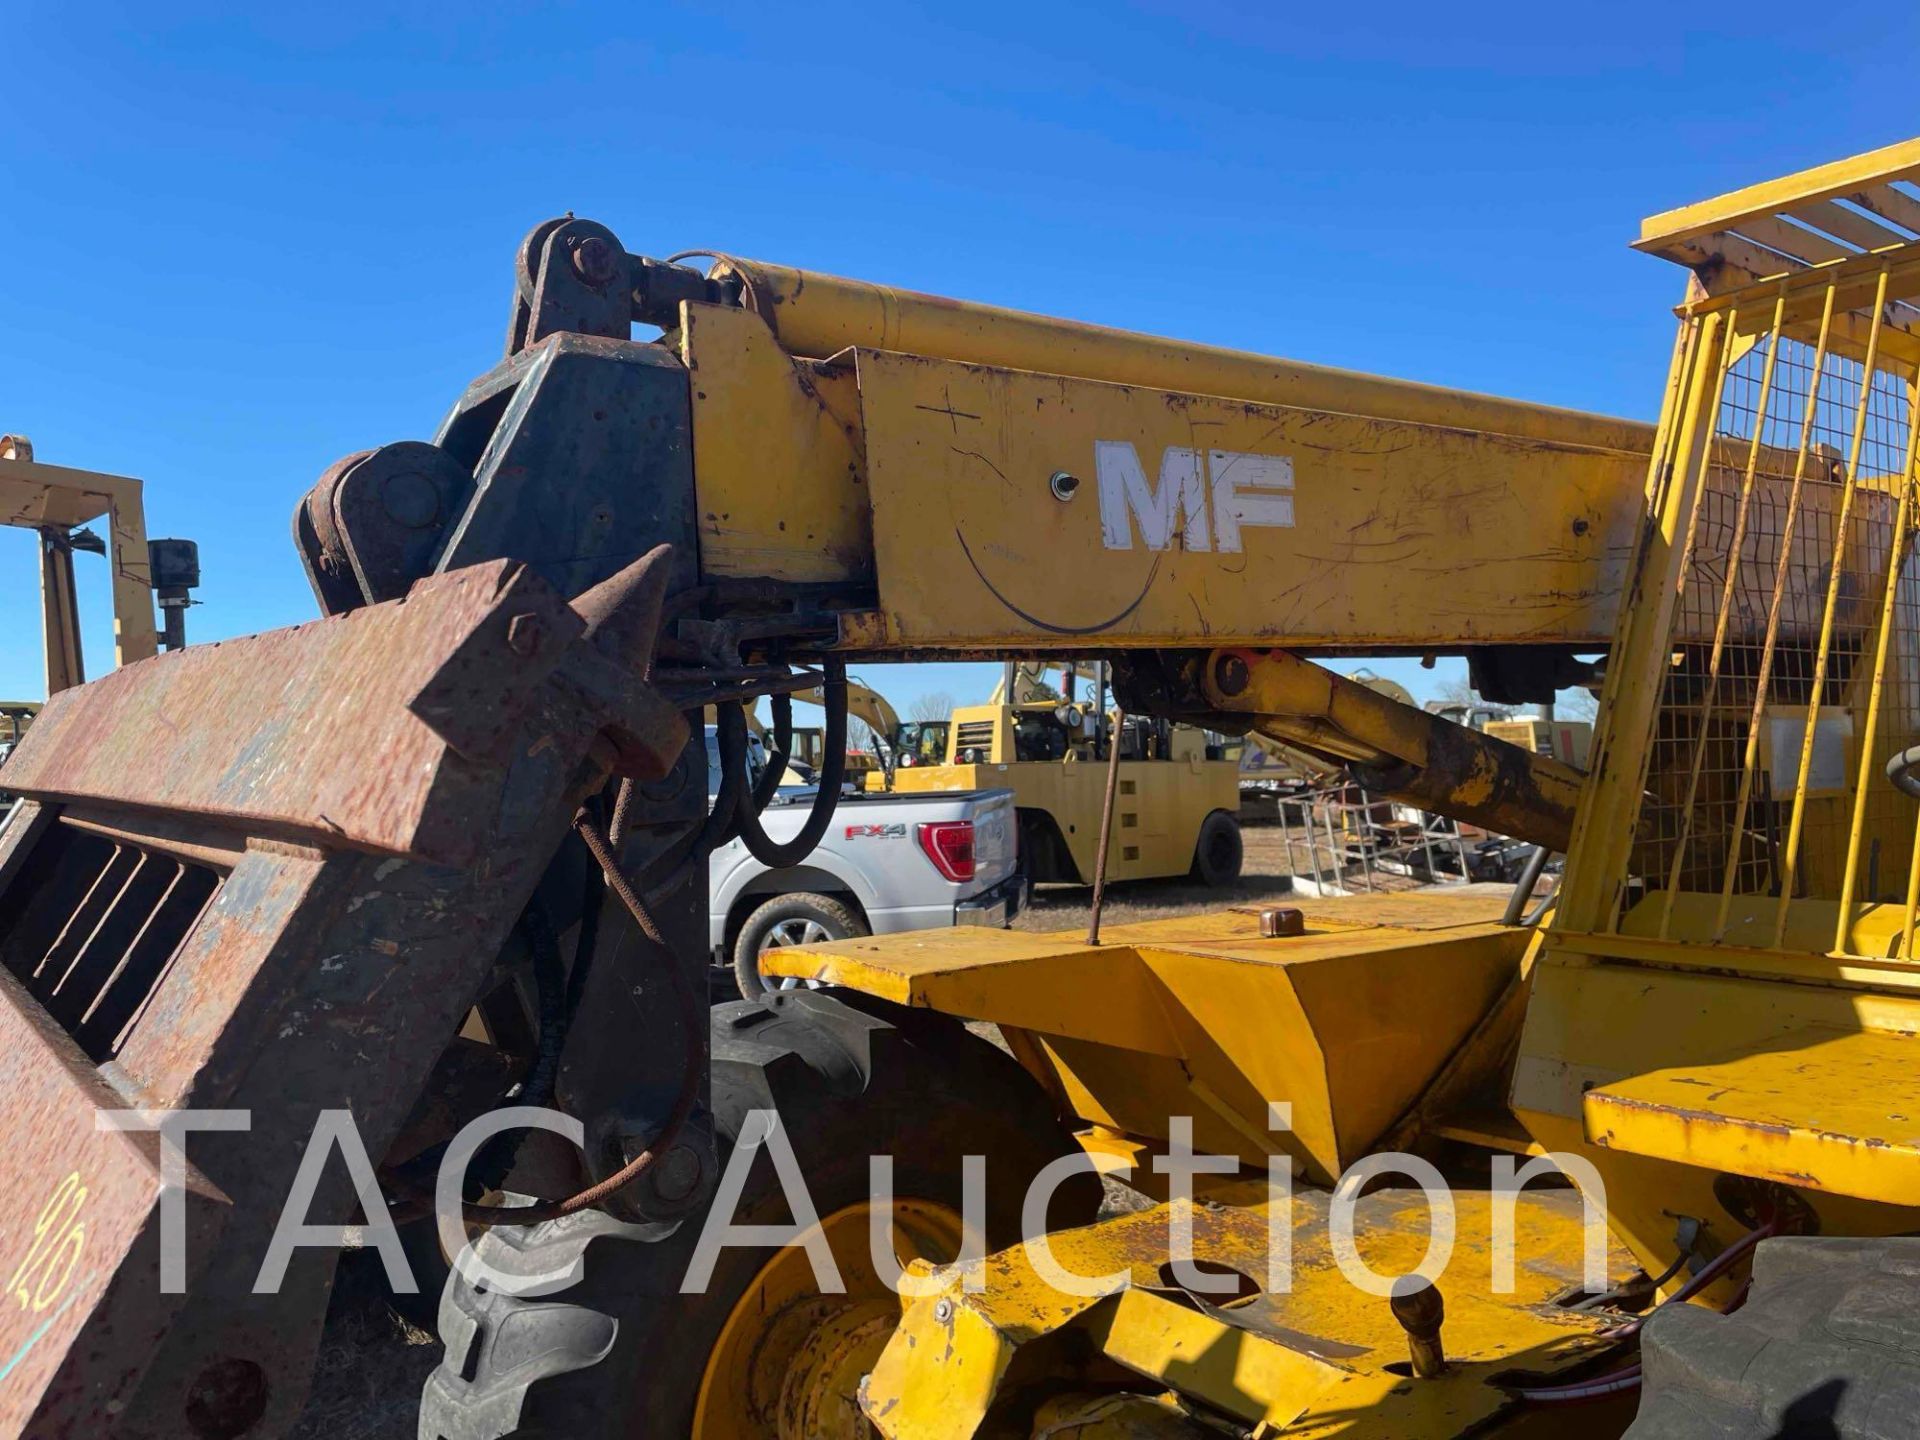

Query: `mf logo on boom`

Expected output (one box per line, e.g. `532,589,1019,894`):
1094,441,1294,553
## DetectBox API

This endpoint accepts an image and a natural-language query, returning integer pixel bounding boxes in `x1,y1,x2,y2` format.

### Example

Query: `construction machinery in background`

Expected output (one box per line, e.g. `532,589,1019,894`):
735,674,901,784
809,673,901,780
1484,711,1589,765
891,714,950,770
7,137,1918,1440
0,435,197,812
1424,699,1593,773
887,657,1246,885
988,657,1105,709
0,702,37,765
0,701,40,808
882,667,1077,775
0,432,199,692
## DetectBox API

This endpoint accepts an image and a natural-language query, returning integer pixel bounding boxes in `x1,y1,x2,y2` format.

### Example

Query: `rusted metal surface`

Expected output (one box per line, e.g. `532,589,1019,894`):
2,563,572,865
1201,647,1586,852
0,551,691,1437
0,801,53,888
2,560,682,867
0,966,227,1438
1347,722,1579,854
57,810,247,874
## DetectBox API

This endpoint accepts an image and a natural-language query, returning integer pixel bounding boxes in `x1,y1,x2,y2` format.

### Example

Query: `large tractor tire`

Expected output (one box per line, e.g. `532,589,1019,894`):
1626,1236,1920,1438
1189,809,1244,886
418,989,1101,1439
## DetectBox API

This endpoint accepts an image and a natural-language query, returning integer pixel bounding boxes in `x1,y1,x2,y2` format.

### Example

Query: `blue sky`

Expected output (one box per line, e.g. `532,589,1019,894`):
4,2,1915,714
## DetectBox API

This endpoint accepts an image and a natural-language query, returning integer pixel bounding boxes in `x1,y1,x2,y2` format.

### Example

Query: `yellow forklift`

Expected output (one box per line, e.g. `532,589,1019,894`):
0,433,195,806
890,660,1246,885
0,431,172,692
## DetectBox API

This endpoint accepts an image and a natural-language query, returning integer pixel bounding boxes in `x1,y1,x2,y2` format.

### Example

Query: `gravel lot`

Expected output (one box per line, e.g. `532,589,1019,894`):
1013,822,1305,931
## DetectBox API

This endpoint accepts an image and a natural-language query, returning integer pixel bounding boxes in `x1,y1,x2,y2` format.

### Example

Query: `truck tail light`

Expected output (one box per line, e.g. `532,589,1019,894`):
916,820,976,882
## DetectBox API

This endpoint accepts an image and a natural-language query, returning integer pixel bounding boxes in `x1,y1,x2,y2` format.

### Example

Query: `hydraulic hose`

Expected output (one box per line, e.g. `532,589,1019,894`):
1887,745,1920,800
1599,1217,1778,1342
1515,1363,1642,1404
1520,1218,1779,1406
721,658,847,869
1502,845,1551,926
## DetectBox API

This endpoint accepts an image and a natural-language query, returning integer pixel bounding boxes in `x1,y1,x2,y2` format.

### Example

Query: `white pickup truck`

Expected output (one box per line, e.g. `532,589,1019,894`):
705,728,1023,997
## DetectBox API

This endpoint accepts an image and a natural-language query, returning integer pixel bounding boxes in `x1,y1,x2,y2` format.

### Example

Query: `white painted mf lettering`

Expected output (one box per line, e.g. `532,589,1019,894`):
1094,442,1294,553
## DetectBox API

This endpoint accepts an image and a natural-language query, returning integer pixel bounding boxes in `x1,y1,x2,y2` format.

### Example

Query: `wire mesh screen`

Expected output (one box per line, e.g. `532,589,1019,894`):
1613,293,1920,954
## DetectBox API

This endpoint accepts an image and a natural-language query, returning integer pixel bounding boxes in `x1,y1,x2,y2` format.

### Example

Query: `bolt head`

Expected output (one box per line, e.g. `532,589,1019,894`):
933,1298,955,1323
571,235,619,287
648,1143,704,1203
506,612,545,658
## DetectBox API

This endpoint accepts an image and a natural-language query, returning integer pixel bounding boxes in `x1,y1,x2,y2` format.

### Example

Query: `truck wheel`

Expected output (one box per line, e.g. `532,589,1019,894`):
419,989,1101,1440
1626,1235,1920,1437
1190,810,1243,886
731,892,866,999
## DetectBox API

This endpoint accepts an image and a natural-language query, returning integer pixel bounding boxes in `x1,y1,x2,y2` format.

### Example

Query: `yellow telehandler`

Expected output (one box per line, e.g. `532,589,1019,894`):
3,136,1918,1440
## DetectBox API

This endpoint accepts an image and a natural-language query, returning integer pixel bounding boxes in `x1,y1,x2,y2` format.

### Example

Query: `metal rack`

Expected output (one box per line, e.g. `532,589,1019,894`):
1278,780,1472,896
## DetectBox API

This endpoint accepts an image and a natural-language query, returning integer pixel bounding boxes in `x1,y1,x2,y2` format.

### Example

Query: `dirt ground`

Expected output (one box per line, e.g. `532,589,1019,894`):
1013,822,1304,932
288,820,1405,1435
